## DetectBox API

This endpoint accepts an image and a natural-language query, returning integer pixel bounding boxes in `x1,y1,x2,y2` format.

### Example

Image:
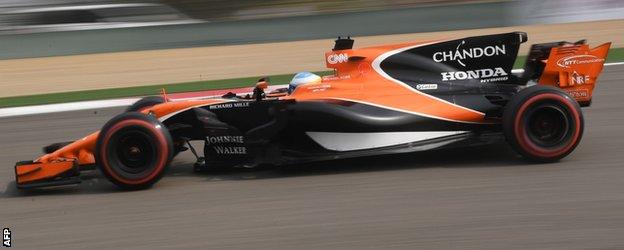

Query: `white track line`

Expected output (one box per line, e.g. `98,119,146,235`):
0,98,138,118
0,85,287,118
0,63,622,118
605,61,624,66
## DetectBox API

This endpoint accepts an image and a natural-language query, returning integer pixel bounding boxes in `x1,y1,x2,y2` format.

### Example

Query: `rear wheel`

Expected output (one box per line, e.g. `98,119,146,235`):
503,86,584,162
96,112,173,190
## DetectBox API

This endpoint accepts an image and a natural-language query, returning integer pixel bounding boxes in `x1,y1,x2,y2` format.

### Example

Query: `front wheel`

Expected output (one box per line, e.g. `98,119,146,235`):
503,86,584,162
126,96,167,112
96,112,173,190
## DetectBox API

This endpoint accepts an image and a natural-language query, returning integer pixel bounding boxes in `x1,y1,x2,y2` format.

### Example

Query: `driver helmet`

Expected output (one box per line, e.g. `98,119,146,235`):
289,72,321,94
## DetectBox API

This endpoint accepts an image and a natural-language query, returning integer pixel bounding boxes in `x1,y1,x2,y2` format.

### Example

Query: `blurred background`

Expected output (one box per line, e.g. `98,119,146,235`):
1,0,623,59
0,1,500,33
2,0,623,31
0,0,622,99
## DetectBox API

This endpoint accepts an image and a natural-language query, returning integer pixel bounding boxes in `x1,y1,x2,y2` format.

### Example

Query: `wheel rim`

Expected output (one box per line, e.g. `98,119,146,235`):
108,128,158,177
524,103,572,148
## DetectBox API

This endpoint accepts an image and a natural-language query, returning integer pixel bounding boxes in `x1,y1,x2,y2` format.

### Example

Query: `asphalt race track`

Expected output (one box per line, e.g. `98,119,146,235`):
1,66,623,249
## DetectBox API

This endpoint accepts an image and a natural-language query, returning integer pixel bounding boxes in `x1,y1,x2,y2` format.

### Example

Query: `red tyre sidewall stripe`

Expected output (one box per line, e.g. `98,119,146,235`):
100,119,169,185
514,93,581,158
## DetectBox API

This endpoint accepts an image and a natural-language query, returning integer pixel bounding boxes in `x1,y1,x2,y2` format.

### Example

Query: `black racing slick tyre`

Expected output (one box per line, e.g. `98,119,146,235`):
126,96,167,112
96,112,173,190
503,85,584,162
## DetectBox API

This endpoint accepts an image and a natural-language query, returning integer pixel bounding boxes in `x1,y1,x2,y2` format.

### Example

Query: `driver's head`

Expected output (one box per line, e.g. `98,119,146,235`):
289,72,321,94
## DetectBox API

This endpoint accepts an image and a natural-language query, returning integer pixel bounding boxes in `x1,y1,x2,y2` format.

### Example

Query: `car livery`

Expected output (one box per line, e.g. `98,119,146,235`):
14,32,611,190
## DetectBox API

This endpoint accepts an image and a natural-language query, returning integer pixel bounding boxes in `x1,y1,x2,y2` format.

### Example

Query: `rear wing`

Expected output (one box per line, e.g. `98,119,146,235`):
523,41,611,106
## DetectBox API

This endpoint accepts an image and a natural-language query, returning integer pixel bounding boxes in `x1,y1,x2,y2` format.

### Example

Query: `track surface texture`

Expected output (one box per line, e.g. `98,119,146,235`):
1,66,623,249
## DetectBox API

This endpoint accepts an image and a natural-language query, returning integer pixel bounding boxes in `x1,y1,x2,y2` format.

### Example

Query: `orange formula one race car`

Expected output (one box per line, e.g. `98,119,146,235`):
15,32,610,190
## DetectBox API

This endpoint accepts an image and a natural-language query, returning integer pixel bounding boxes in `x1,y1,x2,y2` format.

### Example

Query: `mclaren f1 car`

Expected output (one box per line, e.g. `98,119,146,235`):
14,32,610,190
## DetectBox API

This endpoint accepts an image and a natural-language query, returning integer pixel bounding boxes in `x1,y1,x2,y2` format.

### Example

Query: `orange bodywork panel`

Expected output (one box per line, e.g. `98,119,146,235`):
15,160,77,184
538,42,611,104
287,40,487,124
37,132,99,164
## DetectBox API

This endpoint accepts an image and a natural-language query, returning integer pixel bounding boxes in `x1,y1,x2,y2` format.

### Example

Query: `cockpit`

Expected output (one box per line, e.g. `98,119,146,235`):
222,71,322,101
